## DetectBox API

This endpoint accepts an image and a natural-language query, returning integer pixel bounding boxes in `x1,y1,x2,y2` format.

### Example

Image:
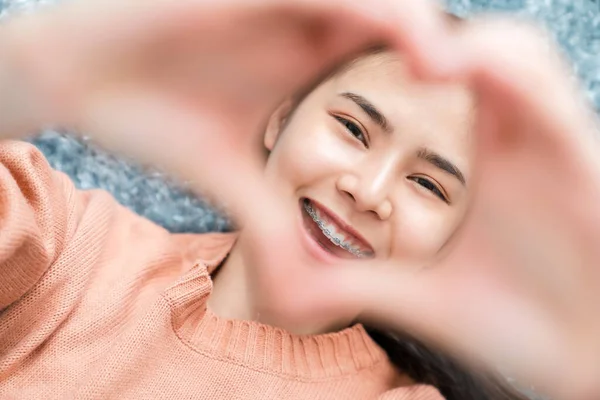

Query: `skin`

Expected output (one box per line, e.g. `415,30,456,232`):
208,52,475,335
4,0,600,396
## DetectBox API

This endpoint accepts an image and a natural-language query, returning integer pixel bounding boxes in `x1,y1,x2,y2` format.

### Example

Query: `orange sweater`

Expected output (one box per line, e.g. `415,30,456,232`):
0,140,441,400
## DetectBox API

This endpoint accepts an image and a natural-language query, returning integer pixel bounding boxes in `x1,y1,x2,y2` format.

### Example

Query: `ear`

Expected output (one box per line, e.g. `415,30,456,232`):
264,99,294,151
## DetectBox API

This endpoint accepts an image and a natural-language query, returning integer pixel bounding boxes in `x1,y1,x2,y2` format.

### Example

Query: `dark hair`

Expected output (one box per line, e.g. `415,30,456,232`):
366,328,529,400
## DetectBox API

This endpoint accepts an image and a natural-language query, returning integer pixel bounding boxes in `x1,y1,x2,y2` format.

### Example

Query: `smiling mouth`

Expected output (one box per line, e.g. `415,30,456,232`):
301,198,374,259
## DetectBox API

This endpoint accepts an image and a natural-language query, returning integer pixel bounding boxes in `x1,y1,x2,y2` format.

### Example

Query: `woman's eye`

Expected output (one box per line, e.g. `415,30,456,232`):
410,176,449,204
333,115,368,147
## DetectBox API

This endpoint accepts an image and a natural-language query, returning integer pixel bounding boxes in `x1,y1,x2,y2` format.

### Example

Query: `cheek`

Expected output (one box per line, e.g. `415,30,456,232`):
264,121,358,190
391,194,459,260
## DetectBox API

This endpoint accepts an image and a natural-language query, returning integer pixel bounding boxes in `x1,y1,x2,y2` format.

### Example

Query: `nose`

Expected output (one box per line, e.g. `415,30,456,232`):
336,163,394,220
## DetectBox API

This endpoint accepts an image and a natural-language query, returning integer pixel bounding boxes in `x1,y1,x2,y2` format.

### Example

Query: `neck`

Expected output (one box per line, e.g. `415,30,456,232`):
207,230,346,335
207,237,257,322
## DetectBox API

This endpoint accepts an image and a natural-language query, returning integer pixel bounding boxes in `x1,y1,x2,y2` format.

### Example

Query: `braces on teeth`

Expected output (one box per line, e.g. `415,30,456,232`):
303,200,369,258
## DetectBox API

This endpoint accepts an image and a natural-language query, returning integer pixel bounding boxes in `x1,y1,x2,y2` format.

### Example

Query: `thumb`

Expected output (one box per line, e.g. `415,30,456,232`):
349,257,573,397
78,88,268,211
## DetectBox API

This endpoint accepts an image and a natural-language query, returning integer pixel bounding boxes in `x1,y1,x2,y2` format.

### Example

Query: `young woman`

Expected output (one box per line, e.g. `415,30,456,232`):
1,1,599,399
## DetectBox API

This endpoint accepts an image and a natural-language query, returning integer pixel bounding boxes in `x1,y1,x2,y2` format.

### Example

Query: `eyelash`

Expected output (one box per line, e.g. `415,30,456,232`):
409,176,449,204
331,114,448,204
333,115,368,148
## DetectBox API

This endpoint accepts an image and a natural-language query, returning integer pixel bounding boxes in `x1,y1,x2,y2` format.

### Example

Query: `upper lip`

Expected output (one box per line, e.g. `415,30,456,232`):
307,198,374,253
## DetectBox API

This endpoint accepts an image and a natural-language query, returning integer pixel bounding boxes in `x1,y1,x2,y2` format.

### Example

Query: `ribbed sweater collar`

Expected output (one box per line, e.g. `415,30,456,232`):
163,233,388,380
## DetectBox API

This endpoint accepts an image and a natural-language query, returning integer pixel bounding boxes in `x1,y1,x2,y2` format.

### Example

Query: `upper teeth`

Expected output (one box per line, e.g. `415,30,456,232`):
303,200,370,258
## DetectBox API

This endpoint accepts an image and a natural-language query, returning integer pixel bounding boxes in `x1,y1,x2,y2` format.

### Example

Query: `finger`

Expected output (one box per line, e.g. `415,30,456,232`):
451,17,600,295
334,260,572,397
454,18,597,153
289,0,447,61
280,0,459,83
212,0,454,110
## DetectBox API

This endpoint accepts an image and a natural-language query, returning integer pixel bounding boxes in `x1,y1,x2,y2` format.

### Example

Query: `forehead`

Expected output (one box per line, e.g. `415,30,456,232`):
325,52,475,167
334,52,474,121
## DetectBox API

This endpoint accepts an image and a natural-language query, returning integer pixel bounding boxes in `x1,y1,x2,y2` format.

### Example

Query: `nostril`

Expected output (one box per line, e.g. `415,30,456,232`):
343,191,355,202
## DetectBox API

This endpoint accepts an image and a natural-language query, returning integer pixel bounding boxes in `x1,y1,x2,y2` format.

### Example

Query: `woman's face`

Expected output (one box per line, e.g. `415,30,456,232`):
263,52,475,269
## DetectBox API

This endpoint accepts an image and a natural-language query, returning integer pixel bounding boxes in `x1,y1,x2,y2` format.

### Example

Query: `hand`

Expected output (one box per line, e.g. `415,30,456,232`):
232,16,600,400
0,0,457,333
2,0,446,200
347,19,600,400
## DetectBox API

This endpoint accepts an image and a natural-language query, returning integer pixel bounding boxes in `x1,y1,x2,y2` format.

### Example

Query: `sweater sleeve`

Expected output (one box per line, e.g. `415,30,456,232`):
378,384,444,400
0,140,79,309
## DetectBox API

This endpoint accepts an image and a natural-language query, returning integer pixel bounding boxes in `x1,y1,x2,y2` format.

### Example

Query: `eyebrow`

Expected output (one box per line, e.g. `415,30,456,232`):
417,147,466,186
340,92,391,133
339,91,466,186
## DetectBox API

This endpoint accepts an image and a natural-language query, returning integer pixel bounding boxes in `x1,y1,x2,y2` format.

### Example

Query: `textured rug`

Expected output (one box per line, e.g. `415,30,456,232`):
1,1,598,398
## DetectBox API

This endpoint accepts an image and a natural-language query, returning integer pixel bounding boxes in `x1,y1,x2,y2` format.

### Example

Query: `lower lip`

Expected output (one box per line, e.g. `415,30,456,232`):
297,200,340,265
